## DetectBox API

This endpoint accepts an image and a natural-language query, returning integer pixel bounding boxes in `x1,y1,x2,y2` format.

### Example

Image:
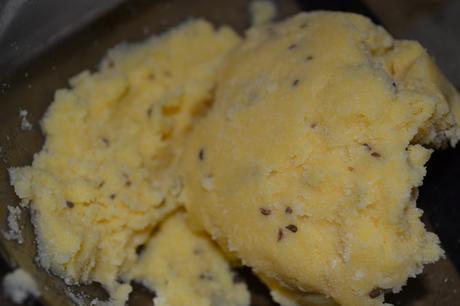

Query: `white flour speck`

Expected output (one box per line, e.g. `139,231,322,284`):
18,108,32,131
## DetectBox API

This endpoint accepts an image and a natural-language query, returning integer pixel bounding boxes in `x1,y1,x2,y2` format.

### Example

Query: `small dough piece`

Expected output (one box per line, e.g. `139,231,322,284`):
181,12,460,306
250,0,277,26
128,210,250,306
2,205,23,243
3,269,40,304
9,19,240,305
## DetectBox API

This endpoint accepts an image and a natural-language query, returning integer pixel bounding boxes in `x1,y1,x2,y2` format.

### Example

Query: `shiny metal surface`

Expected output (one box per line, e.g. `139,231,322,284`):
0,0,124,80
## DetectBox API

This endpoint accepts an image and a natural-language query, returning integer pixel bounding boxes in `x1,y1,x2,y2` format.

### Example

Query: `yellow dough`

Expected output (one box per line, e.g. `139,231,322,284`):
181,12,460,306
9,20,240,305
128,210,250,306
9,10,460,306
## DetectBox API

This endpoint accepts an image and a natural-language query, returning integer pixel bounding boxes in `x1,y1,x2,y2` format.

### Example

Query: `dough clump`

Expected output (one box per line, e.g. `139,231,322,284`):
181,12,460,306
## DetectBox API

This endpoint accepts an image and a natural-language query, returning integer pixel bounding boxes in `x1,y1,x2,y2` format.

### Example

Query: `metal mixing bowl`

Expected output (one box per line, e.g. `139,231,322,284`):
1,1,459,305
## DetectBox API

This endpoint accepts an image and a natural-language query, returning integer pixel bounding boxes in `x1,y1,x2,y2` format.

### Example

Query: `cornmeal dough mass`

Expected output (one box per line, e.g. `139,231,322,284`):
9,11,460,306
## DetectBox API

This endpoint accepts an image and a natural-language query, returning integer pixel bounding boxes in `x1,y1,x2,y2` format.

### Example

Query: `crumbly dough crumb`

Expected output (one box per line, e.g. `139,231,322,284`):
2,205,23,244
250,0,277,26
18,108,32,131
3,269,40,304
